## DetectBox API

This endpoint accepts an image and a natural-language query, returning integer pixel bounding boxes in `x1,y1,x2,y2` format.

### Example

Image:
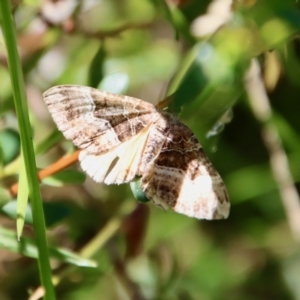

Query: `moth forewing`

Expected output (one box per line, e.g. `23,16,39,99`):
43,85,157,155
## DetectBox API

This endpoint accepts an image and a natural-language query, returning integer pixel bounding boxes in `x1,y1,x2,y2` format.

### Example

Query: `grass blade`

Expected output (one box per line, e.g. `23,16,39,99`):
0,1,56,299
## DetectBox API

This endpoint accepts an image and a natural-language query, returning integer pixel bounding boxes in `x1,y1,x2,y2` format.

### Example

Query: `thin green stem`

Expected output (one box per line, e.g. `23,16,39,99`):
0,1,55,299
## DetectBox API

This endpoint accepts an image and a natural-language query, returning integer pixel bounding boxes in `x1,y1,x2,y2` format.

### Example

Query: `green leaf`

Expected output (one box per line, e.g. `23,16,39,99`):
0,187,11,207
88,43,106,88
2,200,71,227
0,226,97,268
169,42,244,114
2,199,32,223
16,153,29,239
0,128,20,165
43,202,71,227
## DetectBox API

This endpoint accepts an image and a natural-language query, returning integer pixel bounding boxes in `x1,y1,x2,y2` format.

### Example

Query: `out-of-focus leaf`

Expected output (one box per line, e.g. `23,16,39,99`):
226,149,300,203
278,42,300,86
274,112,300,152
260,19,296,48
2,200,71,227
248,0,300,44
42,169,86,187
2,199,32,224
226,163,275,202
0,67,12,112
0,128,20,165
0,226,97,267
43,201,71,227
88,43,106,88
0,187,11,207
16,153,29,239
24,0,39,6
168,42,244,116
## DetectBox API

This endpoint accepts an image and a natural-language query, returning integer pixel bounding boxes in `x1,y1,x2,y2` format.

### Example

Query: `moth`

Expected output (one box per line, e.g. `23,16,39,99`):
43,85,230,219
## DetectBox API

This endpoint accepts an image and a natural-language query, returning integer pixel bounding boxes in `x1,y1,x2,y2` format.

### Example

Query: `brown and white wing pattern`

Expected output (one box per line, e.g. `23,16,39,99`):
140,112,230,219
79,123,152,184
43,85,160,184
43,85,158,155
43,85,230,220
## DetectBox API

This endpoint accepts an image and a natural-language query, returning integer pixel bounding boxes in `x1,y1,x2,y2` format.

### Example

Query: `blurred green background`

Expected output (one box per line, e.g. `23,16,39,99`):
1,0,300,299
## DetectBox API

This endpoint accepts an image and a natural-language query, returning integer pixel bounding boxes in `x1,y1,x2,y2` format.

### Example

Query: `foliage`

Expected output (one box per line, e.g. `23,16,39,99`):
0,0,300,299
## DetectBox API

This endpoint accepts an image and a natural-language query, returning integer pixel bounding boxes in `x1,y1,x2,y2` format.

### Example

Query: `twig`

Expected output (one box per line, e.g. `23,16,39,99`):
245,58,300,242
